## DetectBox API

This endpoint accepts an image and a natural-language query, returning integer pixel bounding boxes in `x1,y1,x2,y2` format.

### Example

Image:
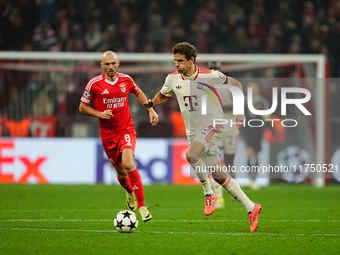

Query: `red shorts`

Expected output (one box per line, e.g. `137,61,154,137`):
102,130,136,167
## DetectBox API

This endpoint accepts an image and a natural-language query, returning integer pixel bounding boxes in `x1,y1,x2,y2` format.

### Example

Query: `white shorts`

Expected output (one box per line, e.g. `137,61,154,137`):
187,125,228,157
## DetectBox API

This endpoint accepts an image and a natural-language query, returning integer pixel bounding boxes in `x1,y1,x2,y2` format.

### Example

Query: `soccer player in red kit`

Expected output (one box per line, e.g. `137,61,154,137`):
79,51,158,222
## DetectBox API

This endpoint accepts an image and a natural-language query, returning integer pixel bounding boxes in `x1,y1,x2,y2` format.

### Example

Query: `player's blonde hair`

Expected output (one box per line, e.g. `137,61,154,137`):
102,51,118,60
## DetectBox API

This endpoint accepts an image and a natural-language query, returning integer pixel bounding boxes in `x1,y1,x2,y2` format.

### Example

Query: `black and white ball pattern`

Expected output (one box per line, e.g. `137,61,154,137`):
114,210,138,233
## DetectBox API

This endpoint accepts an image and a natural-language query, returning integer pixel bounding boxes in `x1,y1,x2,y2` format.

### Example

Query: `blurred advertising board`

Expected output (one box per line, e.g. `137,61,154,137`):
0,138,96,184
1,138,338,185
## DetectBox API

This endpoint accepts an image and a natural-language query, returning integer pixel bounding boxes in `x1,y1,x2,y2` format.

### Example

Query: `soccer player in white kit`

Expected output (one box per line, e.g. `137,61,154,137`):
148,42,262,232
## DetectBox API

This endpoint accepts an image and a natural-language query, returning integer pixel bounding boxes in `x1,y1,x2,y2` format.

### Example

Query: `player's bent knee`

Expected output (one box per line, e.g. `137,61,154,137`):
117,172,128,179
211,171,227,185
120,162,136,172
186,151,200,164
115,167,127,177
213,176,225,185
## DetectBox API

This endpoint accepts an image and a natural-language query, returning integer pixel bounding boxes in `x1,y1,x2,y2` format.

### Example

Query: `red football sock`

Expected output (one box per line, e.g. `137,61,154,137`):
117,175,133,193
128,169,145,208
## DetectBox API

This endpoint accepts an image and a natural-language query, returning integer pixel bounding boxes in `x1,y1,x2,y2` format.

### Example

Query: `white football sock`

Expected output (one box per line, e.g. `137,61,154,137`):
191,159,214,196
211,177,223,199
223,177,255,212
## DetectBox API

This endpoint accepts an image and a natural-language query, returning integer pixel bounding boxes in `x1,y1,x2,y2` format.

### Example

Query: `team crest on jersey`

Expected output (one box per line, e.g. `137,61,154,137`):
119,83,126,93
83,91,90,98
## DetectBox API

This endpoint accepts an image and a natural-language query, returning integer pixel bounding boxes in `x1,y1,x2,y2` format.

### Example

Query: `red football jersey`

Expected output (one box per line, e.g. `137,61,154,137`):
80,72,139,141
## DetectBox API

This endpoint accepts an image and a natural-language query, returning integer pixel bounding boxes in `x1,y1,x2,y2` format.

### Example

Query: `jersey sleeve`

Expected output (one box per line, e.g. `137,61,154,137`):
211,70,227,84
160,75,174,97
210,71,231,108
80,80,96,105
128,77,139,95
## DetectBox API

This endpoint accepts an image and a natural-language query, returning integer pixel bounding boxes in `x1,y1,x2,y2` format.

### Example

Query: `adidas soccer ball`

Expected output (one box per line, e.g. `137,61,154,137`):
113,210,139,233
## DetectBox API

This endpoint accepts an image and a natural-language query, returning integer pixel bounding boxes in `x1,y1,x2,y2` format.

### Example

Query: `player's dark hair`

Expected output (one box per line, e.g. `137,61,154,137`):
172,42,197,62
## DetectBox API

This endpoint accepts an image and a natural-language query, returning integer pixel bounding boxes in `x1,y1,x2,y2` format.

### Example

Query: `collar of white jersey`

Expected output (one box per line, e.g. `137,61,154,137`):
181,66,199,80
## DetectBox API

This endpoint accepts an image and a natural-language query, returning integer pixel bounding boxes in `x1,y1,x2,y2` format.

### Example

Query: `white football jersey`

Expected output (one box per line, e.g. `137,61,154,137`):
160,67,231,139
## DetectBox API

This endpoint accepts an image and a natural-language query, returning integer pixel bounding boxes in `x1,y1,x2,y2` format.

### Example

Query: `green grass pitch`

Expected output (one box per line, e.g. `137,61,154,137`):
0,184,339,254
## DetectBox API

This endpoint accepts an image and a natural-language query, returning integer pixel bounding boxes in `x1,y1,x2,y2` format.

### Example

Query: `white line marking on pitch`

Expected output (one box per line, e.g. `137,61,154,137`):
0,227,339,237
0,207,335,212
0,219,340,223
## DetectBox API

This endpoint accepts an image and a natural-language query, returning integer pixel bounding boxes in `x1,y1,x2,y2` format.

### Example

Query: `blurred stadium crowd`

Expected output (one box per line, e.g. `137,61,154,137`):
0,0,339,142
1,0,340,74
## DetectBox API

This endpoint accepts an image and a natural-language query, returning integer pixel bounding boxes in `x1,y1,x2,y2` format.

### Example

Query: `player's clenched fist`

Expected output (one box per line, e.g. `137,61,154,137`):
148,108,159,126
100,110,113,119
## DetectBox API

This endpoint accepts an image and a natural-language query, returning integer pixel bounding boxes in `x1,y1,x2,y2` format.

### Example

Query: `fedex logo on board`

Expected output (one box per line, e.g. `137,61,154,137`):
0,140,48,184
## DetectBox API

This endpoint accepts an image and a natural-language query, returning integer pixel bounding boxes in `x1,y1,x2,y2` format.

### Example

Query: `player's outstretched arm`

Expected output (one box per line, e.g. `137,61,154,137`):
79,103,113,119
150,91,169,107
135,88,159,126
141,91,169,115
147,108,159,126
226,76,242,89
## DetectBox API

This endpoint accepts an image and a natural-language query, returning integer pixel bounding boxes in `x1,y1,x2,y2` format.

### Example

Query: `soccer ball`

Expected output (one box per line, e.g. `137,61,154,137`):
113,210,139,233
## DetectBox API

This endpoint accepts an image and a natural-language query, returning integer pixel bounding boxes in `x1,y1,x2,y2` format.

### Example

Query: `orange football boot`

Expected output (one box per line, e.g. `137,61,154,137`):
248,203,262,232
204,194,216,216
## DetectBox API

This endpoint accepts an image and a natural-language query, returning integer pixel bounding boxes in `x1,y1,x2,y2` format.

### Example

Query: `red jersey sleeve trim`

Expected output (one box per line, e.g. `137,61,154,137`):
198,67,212,74
131,84,140,95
